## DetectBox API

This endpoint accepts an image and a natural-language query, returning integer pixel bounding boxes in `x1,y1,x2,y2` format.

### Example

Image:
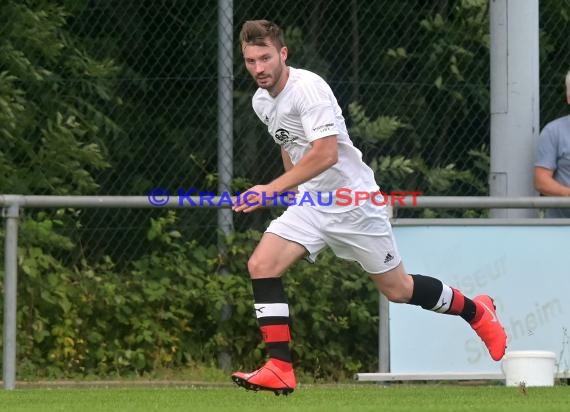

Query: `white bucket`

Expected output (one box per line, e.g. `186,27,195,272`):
502,350,556,387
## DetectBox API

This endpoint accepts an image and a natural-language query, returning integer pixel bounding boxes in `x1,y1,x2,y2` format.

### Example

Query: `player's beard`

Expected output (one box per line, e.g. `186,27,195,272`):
257,58,285,94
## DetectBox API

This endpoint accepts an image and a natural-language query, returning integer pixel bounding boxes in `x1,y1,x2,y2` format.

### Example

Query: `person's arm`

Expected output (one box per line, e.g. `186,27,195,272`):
233,136,338,213
281,148,294,172
281,148,297,196
270,135,338,193
534,166,570,196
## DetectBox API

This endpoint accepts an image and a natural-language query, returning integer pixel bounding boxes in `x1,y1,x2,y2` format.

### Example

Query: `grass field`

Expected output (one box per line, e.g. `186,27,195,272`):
0,384,568,412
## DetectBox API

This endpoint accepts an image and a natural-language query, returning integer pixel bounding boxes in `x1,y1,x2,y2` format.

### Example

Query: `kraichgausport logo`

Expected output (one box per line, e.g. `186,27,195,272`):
147,188,422,207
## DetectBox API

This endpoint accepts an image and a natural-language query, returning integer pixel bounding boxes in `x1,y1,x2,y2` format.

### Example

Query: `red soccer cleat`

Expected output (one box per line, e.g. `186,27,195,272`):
470,295,507,361
231,358,296,396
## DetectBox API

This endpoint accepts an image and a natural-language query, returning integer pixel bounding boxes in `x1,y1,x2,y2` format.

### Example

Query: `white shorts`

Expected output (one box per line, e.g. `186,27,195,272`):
265,198,401,274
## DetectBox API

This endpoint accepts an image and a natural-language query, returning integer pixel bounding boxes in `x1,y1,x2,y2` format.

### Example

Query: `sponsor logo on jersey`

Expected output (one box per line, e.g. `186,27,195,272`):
274,128,297,144
312,123,335,134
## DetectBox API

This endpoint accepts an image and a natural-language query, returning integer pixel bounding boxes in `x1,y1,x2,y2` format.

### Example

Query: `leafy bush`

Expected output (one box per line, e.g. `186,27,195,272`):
1,211,379,381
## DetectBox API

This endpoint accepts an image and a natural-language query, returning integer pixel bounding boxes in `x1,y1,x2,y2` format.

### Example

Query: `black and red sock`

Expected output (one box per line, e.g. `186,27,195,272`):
408,274,480,323
252,278,292,363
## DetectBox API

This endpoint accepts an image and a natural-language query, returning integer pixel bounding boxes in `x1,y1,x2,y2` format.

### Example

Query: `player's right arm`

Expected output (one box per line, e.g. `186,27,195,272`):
281,148,293,172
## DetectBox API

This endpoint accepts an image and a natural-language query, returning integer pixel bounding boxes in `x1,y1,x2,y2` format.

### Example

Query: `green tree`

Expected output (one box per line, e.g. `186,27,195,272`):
0,0,116,195
0,0,121,377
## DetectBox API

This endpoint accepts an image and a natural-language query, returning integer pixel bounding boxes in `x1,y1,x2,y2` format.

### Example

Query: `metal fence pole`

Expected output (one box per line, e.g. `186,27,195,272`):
2,204,20,390
217,0,234,234
378,294,390,373
378,206,393,374
217,0,234,372
490,0,540,218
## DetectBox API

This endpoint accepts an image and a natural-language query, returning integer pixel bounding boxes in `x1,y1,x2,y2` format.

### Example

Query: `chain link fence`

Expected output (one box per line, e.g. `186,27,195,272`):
540,1,570,126
1,0,569,262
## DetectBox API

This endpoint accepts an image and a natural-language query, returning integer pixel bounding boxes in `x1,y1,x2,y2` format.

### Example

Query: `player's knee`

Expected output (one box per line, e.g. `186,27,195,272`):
371,269,413,303
382,287,410,303
247,255,272,278
377,277,413,303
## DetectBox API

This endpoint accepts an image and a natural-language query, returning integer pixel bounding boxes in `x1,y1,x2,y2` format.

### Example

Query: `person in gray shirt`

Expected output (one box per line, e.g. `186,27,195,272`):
534,70,570,218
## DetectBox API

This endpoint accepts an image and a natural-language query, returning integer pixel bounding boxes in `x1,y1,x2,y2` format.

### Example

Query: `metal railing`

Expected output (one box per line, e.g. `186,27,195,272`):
3,195,570,390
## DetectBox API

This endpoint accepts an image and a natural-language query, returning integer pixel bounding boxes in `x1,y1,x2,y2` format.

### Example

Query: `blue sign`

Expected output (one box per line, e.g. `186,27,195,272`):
390,224,569,373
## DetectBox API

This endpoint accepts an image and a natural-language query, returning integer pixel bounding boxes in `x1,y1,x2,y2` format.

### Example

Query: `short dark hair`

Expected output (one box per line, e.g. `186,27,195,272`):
240,20,286,51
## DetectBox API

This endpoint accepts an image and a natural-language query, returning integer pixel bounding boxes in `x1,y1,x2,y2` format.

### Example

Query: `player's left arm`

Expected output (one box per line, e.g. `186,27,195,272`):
233,136,337,213
270,76,340,193
234,78,339,213
270,136,338,193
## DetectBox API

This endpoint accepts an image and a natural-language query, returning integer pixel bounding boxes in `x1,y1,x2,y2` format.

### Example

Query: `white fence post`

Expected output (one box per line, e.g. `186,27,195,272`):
2,203,20,390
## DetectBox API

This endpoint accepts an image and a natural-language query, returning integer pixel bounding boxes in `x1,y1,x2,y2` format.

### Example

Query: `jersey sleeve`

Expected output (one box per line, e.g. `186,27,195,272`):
251,91,267,124
295,78,340,142
535,124,558,170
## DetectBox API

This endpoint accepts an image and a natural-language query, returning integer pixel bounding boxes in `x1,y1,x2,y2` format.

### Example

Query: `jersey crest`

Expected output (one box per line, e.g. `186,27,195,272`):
274,128,297,144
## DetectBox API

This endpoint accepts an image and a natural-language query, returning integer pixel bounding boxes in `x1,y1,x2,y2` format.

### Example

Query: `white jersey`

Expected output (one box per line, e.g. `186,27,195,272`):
252,67,379,212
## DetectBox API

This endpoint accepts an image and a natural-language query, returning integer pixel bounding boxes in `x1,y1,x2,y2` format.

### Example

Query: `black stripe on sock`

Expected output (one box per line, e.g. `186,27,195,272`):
258,316,289,326
409,274,443,309
267,342,292,363
252,278,287,303
461,299,477,323
251,278,292,362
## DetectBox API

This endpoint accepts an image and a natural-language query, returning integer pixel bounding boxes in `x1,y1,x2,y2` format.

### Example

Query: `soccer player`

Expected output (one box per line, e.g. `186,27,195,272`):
231,20,507,395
